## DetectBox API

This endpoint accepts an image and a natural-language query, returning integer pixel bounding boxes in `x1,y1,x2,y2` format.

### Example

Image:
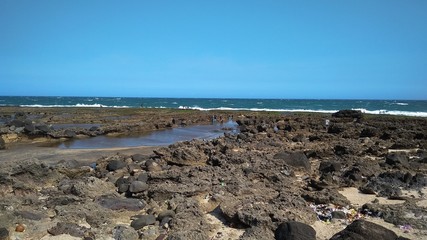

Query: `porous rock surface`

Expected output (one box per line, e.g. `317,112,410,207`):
0,109,427,239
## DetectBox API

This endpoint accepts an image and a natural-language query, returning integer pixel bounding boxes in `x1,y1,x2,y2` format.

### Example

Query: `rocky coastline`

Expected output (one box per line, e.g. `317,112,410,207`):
1,107,427,239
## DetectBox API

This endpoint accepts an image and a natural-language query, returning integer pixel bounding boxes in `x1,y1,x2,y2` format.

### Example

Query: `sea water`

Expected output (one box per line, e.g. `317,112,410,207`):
1,96,426,117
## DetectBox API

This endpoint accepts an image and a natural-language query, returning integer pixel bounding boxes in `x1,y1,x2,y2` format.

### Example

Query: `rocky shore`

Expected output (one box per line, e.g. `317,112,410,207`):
1,107,427,239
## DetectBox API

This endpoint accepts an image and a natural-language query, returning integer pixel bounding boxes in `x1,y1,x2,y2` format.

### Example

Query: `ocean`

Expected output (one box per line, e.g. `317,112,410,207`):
0,96,426,117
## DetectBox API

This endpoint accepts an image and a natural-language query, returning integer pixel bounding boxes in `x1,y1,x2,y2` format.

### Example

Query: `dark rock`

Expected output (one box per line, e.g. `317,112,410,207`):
131,153,146,162
0,227,9,240
385,153,409,168
130,214,156,230
14,210,44,220
330,220,398,240
319,161,341,173
115,176,130,188
117,183,129,193
24,122,36,133
8,119,25,127
358,185,376,194
64,129,76,138
236,208,270,227
257,124,268,132
274,221,316,240
334,145,348,156
0,137,5,150
302,189,350,206
328,124,343,134
15,112,26,119
390,139,416,149
36,125,51,134
160,216,172,228
157,210,175,221
89,126,99,131
380,132,392,140
112,225,139,240
146,161,162,172
107,160,127,171
292,134,305,142
137,172,149,182
97,196,145,211
129,181,148,193
332,110,363,119
308,135,321,141
48,222,89,238
273,152,311,172
46,196,80,207
11,161,49,179
305,150,317,159
360,127,377,138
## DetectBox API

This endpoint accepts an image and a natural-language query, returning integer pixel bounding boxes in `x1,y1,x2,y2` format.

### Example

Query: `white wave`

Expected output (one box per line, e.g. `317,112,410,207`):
352,108,427,117
176,106,427,117
395,102,408,106
144,106,167,109
19,103,129,108
179,106,336,114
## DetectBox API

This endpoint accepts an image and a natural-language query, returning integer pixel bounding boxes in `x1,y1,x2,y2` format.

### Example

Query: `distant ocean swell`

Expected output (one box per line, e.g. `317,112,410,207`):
178,106,427,117
0,97,426,117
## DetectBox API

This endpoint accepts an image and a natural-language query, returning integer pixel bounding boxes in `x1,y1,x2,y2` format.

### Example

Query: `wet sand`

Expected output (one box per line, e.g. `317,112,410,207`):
0,143,158,165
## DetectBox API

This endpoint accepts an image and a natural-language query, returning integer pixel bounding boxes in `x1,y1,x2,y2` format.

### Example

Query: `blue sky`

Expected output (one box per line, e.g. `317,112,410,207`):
0,1,426,99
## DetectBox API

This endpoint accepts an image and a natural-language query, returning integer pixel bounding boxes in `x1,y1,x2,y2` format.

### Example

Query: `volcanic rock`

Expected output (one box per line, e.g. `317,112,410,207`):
274,221,316,240
330,220,398,240
107,160,127,171
385,153,409,168
48,222,89,238
332,110,363,119
112,225,139,240
273,152,310,172
0,227,9,240
129,180,148,193
96,196,145,211
130,214,156,230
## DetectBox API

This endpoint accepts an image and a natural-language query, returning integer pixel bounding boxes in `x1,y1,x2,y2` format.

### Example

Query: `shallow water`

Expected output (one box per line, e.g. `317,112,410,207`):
57,121,238,149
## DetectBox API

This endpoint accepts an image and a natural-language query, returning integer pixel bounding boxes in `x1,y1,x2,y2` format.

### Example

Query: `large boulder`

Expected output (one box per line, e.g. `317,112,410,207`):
274,221,316,240
330,220,398,240
332,110,363,119
273,152,311,172
385,153,409,168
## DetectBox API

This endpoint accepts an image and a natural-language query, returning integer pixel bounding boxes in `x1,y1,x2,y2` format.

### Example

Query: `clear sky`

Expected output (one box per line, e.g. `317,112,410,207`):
0,1,426,99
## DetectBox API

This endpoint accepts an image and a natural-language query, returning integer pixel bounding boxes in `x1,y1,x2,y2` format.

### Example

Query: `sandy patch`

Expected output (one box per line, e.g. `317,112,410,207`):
339,187,405,207
197,195,245,239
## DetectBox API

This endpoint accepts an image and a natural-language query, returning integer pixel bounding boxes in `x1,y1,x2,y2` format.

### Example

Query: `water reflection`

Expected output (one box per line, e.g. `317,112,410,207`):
58,120,238,149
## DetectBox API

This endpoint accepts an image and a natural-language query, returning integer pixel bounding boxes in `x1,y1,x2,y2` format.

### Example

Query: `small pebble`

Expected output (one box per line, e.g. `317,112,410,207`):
15,223,25,232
